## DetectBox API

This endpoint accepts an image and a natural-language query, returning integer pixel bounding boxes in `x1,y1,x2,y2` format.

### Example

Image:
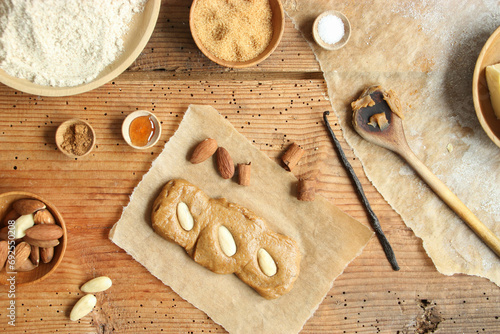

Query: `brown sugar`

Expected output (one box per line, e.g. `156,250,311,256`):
192,0,273,62
61,122,93,156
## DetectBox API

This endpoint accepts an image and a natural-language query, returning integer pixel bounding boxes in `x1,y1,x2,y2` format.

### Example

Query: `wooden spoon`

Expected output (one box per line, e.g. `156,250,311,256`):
352,86,500,258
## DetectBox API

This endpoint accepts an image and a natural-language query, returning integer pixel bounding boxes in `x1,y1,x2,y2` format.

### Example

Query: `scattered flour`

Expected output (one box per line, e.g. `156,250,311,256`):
0,0,146,87
389,0,500,218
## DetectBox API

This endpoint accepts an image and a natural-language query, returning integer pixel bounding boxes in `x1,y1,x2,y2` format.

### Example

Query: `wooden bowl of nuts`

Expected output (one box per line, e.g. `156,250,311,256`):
189,0,285,68
0,191,67,285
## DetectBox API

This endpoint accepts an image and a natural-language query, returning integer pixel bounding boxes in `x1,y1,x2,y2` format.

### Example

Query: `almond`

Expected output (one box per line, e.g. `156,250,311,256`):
13,199,46,215
14,214,35,239
177,202,194,231
216,147,235,179
190,138,218,164
34,209,55,225
70,294,97,321
41,247,54,264
81,276,113,293
2,209,19,227
30,245,40,266
0,240,8,270
14,241,31,271
23,236,60,248
218,225,236,257
25,224,63,241
257,248,277,277
0,226,9,240
17,258,37,272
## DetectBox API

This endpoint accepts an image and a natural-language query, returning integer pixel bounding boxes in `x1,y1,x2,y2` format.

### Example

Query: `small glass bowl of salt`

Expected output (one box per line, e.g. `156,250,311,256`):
313,10,351,50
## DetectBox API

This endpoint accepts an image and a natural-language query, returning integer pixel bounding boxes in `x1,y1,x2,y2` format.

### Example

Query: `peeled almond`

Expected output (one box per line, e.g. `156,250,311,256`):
14,214,35,239
177,202,194,231
257,248,277,277
70,294,97,321
81,276,112,293
218,225,236,257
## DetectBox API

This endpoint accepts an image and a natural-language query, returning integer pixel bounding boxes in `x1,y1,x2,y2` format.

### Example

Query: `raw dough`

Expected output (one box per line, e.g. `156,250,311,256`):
151,179,301,299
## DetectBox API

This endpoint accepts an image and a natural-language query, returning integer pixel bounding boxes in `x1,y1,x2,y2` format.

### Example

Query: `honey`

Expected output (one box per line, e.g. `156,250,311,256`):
129,115,156,147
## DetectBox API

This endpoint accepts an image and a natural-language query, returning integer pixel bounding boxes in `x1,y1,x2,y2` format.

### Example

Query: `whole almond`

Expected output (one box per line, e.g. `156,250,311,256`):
41,247,54,264
17,258,37,272
25,224,63,241
0,240,8,270
30,245,40,266
2,209,19,227
257,248,277,277
14,242,31,271
218,225,237,257
0,226,9,240
13,199,46,215
70,294,97,321
34,209,55,225
189,138,218,164
23,236,60,248
177,202,194,231
81,276,113,293
216,147,235,179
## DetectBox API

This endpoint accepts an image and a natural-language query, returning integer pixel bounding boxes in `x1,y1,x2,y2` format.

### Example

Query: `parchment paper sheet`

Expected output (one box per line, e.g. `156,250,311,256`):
284,0,500,284
110,105,373,334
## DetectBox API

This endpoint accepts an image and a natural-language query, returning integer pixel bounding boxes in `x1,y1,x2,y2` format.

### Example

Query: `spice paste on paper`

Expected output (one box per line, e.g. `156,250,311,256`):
151,179,301,299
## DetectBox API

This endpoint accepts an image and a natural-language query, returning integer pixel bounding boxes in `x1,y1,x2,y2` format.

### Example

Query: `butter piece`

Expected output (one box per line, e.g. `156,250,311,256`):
485,63,500,119
368,112,389,130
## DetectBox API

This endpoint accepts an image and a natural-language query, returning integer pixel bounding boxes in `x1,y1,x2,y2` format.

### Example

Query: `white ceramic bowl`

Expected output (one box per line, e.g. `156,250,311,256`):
122,110,161,149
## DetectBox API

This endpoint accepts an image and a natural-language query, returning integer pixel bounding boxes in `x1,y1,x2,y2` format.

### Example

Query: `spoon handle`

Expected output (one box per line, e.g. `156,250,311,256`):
400,149,500,257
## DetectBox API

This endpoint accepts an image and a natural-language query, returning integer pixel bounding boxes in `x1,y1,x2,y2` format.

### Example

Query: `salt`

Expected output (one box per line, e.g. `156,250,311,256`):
318,14,344,45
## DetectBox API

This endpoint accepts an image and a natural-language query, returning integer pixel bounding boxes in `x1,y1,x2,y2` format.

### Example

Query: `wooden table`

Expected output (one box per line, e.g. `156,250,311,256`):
1,1,499,333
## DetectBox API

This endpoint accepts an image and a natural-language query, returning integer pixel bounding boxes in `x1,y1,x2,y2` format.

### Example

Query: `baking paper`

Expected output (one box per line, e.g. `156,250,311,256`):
284,0,500,284
110,105,373,333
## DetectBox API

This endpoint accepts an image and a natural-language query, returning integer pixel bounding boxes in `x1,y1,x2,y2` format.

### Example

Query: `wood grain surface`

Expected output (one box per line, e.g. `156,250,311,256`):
1,1,499,333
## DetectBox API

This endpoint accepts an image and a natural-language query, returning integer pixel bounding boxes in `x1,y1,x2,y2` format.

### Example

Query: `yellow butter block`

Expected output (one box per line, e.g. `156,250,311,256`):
485,63,500,119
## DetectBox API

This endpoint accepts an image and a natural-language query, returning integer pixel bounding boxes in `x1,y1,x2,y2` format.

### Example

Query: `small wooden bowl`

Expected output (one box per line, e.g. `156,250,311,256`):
0,191,67,286
122,110,162,149
189,0,285,68
472,25,500,148
55,119,96,158
313,10,351,51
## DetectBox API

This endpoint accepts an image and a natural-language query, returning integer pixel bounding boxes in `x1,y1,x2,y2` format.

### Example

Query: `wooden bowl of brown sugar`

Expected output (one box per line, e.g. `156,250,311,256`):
55,119,96,158
190,0,285,68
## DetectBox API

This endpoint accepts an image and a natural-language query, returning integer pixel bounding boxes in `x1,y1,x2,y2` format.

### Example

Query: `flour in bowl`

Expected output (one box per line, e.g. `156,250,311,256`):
0,0,146,87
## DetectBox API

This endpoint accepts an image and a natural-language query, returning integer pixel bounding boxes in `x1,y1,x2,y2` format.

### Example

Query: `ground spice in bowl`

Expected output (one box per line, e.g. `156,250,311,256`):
56,120,95,157
191,0,273,62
